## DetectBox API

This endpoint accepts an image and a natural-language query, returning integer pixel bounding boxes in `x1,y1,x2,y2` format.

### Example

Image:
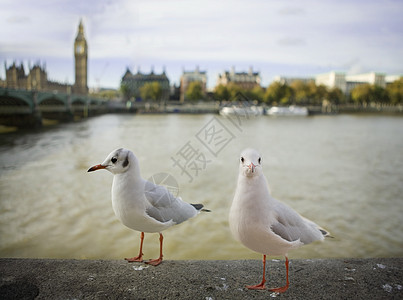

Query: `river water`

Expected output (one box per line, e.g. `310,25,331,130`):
0,113,402,260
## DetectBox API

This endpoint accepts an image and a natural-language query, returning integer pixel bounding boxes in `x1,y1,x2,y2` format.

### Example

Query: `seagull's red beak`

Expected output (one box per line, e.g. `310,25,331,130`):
87,164,106,172
248,163,256,173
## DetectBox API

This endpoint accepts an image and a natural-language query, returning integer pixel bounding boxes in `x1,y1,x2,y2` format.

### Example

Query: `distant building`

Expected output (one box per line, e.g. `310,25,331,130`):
216,67,261,90
385,75,402,86
273,76,314,85
121,67,170,101
4,20,88,95
315,71,391,95
4,62,71,93
344,72,386,95
180,66,207,102
5,62,27,89
346,72,386,87
315,71,347,93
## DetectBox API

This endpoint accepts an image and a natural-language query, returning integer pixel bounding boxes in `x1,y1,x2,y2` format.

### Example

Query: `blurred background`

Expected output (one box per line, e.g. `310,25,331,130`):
0,0,402,261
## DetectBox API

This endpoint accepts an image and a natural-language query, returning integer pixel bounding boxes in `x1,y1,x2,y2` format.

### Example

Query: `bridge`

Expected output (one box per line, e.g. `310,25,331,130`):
0,87,113,128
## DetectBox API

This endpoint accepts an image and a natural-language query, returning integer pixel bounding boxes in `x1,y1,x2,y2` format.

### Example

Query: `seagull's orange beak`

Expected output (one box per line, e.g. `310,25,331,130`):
87,164,106,172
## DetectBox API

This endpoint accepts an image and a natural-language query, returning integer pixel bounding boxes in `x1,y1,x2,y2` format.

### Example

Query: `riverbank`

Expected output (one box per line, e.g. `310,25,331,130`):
1,258,401,299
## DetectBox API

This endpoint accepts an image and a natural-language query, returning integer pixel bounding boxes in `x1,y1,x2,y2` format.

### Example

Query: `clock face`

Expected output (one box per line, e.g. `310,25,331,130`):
76,44,83,54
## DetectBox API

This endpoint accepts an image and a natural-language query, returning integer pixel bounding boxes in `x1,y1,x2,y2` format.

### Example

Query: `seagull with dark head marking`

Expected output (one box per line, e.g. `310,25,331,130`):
88,148,209,266
229,148,331,292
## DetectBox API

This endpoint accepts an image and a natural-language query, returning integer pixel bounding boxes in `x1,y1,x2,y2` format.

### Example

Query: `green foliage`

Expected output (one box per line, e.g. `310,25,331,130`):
386,77,403,105
213,78,402,106
140,82,162,101
263,82,293,105
214,84,230,100
185,81,204,101
226,83,242,100
351,84,389,105
327,87,345,104
245,85,264,102
120,83,130,100
290,80,311,104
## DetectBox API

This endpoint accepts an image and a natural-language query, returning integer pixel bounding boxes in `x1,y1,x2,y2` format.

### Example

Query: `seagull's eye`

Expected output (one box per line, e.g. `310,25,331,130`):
240,157,244,163
111,157,118,164
258,157,261,164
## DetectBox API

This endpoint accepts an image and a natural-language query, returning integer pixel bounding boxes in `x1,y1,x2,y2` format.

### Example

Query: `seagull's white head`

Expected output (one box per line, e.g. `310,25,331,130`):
239,148,263,177
88,148,137,175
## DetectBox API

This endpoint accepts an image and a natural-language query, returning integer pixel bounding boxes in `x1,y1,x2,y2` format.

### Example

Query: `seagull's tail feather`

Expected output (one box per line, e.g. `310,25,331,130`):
319,228,334,239
191,203,211,212
301,215,333,239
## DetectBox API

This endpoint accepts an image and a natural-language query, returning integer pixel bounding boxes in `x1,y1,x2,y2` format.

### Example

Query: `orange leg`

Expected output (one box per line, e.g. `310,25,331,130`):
269,256,290,293
125,232,144,262
145,233,163,266
246,254,267,290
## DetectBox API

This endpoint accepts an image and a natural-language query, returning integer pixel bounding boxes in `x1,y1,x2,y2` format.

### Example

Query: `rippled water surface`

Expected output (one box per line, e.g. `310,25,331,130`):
0,114,402,260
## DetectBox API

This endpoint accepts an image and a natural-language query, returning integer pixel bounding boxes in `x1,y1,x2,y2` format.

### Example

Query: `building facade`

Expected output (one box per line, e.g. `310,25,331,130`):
121,68,170,101
345,72,385,95
216,67,261,90
180,66,207,102
315,71,347,93
314,71,390,95
273,76,314,85
4,62,71,93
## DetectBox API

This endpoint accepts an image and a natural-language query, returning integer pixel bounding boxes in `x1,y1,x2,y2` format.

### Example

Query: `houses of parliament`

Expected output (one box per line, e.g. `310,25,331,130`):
2,20,88,95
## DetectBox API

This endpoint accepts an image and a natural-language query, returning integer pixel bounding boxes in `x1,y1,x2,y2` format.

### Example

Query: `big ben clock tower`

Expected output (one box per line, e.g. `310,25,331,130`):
74,20,88,94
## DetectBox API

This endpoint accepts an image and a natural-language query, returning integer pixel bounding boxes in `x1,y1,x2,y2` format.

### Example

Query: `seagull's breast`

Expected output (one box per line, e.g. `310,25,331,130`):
111,174,173,233
229,176,302,256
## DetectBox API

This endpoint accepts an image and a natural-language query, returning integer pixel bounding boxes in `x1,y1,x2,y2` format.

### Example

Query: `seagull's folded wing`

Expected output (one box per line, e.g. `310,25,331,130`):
271,200,325,245
144,181,197,224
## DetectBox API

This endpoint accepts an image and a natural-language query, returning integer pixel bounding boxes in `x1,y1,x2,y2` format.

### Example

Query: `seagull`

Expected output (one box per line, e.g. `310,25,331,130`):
229,148,331,292
88,148,209,266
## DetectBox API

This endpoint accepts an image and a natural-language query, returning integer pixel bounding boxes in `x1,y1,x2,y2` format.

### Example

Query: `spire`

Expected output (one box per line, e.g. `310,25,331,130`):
79,18,84,34
76,19,85,41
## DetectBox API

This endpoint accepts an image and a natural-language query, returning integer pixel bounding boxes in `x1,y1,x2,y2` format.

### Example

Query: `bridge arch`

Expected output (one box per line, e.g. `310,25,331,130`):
0,88,34,109
36,92,68,106
0,95,32,114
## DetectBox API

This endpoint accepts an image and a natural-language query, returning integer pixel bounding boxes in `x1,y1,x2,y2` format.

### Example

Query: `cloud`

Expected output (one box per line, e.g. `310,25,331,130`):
278,7,304,15
277,37,305,47
6,16,31,24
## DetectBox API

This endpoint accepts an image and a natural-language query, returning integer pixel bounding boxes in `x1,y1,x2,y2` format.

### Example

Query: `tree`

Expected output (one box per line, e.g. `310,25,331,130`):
290,80,313,105
351,84,372,105
185,81,204,101
386,78,403,105
311,83,328,105
120,83,130,100
226,83,242,100
264,82,293,105
140,82,162,101
327,87,345,104
351,84,389,105
371,85,389,104
245,85,264,102
214,84,230,101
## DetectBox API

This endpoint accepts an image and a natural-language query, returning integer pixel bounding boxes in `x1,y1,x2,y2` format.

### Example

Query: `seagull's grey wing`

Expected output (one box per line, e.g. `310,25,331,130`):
144,181,197,224
270,200,324,244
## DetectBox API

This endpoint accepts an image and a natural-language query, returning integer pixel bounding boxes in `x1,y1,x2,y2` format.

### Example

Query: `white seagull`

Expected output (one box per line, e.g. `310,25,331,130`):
229,148,331,292
88,148,209,266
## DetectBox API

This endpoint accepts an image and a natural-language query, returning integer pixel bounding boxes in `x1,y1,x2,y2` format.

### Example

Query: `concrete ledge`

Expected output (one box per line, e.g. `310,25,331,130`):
0,258,402,299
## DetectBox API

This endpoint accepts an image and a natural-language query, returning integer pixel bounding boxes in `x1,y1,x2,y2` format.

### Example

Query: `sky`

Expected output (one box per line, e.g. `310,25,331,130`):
1,0,402,90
